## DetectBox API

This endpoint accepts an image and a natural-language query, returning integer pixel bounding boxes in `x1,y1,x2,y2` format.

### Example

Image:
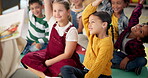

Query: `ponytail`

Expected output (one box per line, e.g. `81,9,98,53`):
106,24,114,43
110,24,114,43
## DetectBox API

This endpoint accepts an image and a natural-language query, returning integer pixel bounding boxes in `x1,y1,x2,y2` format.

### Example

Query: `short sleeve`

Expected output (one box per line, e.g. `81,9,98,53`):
66,27,78,42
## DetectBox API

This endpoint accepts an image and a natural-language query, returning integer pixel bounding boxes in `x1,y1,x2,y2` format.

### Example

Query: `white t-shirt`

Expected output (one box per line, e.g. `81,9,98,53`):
47,17,78,42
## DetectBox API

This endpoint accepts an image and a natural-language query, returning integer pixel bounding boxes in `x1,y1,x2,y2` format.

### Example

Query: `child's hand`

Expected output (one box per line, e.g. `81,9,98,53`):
31,42,41,49
45,60,52,67
35,43,42,49
120,57,129,69
31,42,36,45
92,0,103,7
139,0,145,4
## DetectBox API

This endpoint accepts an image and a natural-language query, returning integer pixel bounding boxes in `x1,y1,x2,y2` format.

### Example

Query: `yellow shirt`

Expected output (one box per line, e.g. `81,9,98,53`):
82,4,113,78
83,0,95,7
109,14,119,41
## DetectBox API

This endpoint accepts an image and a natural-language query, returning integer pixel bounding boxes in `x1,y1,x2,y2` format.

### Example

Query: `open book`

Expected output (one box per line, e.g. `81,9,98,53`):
0,9,25,42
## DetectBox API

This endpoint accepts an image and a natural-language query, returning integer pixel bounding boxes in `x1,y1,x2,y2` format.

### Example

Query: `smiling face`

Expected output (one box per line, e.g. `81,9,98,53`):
131,24,148,39
52,2,70,23
111,0,127,14
88,14,104,35
29,2,43,18
71,0,83,6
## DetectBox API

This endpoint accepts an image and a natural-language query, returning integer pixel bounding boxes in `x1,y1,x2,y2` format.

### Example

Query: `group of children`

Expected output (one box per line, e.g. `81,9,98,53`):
20,0,148,78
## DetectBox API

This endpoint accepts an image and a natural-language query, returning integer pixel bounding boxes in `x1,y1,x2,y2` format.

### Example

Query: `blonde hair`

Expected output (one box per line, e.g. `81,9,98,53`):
53,0,70,10
53,0,71,21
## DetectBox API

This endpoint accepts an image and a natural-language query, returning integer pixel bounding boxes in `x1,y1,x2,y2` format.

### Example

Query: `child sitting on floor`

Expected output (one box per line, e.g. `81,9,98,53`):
22,0,49,54
111,0,148,76
21,0,84,78
61,0,114,78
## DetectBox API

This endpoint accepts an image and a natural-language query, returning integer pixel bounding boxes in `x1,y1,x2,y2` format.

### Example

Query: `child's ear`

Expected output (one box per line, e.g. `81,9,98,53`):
42,5,44,9
67,9,71,16
102,22,107,28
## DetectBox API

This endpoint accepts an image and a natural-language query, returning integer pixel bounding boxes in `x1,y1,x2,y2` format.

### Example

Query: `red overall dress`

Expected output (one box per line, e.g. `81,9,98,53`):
21,23,84,77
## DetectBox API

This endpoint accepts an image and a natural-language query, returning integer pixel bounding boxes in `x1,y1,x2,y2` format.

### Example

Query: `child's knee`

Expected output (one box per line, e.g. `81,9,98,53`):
61,65,72,72
136,57,147,66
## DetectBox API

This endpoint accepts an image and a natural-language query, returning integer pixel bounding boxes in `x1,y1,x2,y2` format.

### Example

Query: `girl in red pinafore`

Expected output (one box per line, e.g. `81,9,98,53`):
21,0,84,78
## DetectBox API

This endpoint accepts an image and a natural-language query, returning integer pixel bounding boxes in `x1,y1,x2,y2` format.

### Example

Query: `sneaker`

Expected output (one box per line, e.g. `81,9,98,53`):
135,67,142,75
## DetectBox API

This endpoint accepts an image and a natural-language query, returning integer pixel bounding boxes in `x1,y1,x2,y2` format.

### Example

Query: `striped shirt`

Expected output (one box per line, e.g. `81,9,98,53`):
27,11,49,43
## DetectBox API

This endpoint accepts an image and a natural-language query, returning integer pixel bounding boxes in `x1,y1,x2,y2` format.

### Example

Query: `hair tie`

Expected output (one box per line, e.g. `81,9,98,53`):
109,24,112,26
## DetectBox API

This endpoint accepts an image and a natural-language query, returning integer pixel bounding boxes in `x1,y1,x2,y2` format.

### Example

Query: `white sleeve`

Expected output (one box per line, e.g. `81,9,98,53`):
66,27,78,42
29,11,32,18
47,16,56,40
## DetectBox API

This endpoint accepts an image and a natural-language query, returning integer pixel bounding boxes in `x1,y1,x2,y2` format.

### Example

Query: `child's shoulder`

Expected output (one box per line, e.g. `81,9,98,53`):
100,36,113,45
127,39,143,46
71,6,84,13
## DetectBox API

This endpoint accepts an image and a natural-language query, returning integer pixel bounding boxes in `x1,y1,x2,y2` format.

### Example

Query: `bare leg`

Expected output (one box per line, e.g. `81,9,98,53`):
27,65,46,78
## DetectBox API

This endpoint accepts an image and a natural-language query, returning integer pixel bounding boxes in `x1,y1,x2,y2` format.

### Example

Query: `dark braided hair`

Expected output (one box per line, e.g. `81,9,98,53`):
92,11,114,43
109,24,114,43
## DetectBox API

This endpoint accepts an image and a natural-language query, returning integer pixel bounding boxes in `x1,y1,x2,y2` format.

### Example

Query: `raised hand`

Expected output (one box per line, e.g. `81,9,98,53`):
92,0,103,7
139,0,145,4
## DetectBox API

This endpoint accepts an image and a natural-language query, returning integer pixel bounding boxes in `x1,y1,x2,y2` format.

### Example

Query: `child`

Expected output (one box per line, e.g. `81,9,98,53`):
111,0,148,75
101,0,129,41
77,0,129,51
22,0,49,54
61,0,114,78
70,0,84,34
21,0,84,78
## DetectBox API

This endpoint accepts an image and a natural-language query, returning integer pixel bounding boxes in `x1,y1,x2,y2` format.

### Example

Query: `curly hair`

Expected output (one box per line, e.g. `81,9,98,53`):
109,0,130,7
141,22,148,43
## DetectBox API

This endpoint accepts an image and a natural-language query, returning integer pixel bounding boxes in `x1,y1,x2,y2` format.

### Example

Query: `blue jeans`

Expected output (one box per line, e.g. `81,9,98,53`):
111,51,147,71
61,65,112,78
78,54,85,63
22,40,47,55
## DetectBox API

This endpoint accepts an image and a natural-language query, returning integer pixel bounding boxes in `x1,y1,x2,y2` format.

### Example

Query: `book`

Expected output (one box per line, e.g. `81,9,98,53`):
0,9,25,42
